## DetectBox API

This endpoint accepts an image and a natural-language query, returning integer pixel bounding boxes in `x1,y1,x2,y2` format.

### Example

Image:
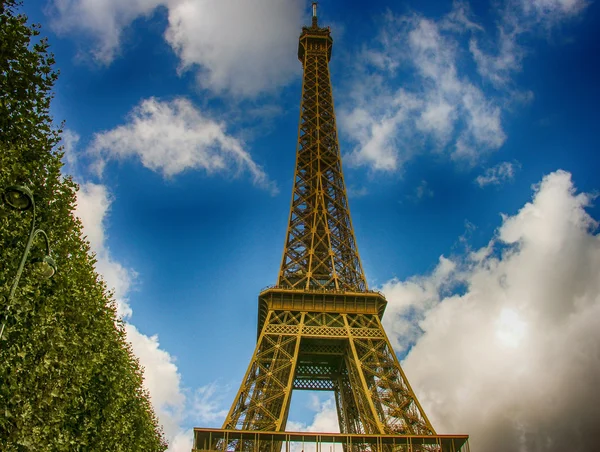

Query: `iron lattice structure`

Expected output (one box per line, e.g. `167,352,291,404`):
222,8,434,439
277,11,366,293
195,5,469,452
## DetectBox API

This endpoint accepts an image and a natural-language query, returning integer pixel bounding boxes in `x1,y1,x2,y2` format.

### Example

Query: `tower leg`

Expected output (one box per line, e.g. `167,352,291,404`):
223,311,304,433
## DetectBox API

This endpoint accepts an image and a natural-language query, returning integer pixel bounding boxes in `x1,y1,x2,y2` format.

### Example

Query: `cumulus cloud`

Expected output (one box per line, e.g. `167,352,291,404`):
48,0,303,96
340,6,507,171
381,170,600,451
381,256,456,353
88,97,277,193
476,161,521,187
164,0,303,96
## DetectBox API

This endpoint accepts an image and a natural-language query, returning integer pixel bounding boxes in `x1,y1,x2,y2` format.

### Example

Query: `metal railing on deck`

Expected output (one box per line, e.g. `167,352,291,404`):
260,285,385,298
193,429,470,452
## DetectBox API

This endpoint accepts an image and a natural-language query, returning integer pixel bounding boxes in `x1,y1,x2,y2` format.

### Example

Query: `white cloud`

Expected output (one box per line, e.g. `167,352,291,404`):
74,182,134,318
191,382,230,426
61,128,81,171
415,180,434,200
164,0,303,96
416,100,456,141
405,180,435,203
340,7,507,171
470,0,588,87
381,256,456,353
287,396,339,433
287,397,340,452
476,161,521,187
347,186,369,198
73,179,190,449
469,27,523,87
382,170,600,450
48,0,303,96
341,89,422,171
67,113,249,448
341,0,589,173
48,0,164,63
124,323,186,440
457,85,506,158
441,1,485,32
89,97,277,193
521,0,589,22
167,430,194,452
406,15,508,159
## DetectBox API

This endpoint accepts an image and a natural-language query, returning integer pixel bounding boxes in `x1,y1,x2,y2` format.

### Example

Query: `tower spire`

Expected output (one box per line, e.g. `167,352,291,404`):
280,4,366,291
312,2,318,27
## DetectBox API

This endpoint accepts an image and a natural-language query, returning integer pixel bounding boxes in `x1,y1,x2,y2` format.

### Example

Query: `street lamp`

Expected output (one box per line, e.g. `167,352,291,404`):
1,185,57,341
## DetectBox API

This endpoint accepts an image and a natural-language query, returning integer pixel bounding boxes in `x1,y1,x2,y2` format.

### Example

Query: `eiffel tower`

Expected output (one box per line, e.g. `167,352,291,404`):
193,4,469,451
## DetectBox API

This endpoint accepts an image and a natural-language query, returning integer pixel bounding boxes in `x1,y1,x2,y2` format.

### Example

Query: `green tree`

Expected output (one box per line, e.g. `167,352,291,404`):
0,1,167,449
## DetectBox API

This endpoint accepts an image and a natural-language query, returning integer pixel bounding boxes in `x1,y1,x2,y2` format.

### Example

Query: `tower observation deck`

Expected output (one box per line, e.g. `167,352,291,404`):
193,4,470,452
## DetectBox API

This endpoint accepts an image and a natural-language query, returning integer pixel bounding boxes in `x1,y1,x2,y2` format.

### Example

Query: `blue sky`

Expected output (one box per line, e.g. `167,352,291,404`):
20,0,600,450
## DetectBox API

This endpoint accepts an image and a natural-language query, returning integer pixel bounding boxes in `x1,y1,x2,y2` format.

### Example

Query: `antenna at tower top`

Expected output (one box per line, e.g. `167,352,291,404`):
312,2,318,27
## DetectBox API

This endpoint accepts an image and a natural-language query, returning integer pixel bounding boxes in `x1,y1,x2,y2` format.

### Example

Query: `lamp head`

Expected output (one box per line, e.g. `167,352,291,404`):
2,186,34,211
32,255,57,279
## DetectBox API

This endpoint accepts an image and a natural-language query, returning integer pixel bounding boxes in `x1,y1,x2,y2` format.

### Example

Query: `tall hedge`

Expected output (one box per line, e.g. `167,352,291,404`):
0,1,167,450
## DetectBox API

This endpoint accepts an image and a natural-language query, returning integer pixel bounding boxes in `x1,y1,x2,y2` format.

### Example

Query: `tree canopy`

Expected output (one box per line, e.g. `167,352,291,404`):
0,1,167,449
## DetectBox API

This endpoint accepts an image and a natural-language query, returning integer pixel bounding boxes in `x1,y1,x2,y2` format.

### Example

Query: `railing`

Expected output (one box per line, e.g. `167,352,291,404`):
260,285,385,298
193,429,470,452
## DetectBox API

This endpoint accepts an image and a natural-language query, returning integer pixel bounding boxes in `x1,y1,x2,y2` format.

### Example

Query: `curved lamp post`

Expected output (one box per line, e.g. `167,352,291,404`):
1,186,57,341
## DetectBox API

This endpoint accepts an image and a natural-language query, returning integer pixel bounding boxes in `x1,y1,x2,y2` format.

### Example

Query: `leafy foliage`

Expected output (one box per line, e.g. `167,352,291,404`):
0,1,167,449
